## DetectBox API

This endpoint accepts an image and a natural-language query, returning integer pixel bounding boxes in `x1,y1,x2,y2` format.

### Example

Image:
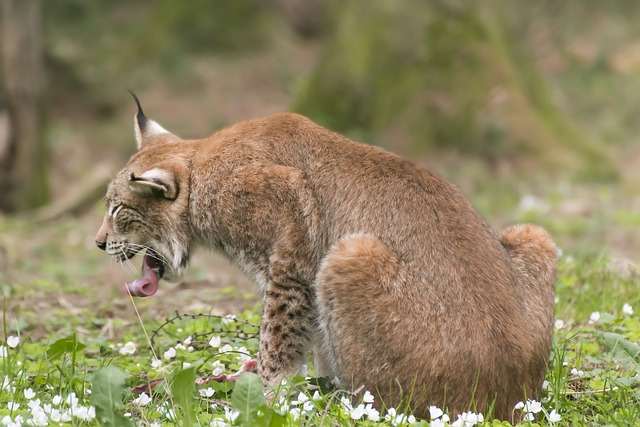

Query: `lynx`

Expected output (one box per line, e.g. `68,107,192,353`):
95,94,556,421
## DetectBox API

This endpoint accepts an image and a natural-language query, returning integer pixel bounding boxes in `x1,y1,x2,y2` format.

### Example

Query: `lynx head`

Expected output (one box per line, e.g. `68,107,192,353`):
95,92,192,297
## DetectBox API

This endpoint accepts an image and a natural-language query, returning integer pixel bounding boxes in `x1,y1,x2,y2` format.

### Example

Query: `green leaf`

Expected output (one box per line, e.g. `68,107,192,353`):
171,365,198,427
46,335,86,360
90,366,134,427
231,372,265,426
267,411,288,427
601,332,640,372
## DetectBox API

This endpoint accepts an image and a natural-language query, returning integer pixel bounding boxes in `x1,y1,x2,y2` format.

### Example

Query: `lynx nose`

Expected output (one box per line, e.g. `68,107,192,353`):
95,240,107,251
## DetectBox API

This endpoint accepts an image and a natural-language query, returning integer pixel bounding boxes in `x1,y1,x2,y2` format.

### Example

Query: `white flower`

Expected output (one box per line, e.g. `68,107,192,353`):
175,343,186,351
199,388,215,398
211,360,225,376
150,423,162,427
340,395,353,411
363,390,375,404
164,347,177,360
24,388,36,399
365,404,380,421
7,336,19,348
292,392,309,405
0,346,7,358
542,380,550,389
524,399,542,413
431,419,447,427
523,412,535,422
183,362,192,369
119,341,136,355
236,346,251,362
221,344,233,353
74,406,96,420
554,319,565,329
289,407,301,421
302,400,315,413
548,409,562,423
514,401,525,410
622,303,634,315
133,392,151,406
350,404,367,420
208,335,221,348
224,407,239,422
65,392,79,407
429,406,444,420
312,391,322,401
210,420,227,427
52,395,63,405
183,336,193,345
221,315,236,325
28,407,48,426
151,358,162,368
50,409,62,422
7,401,20,411
571,367,585,377
28,398,41,409
452,411,484,427
589,311,601,324
385,407,416,426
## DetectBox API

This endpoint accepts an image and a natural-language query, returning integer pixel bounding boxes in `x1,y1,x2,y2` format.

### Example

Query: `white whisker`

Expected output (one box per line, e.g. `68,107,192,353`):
128,242,172,267
119,248,138,275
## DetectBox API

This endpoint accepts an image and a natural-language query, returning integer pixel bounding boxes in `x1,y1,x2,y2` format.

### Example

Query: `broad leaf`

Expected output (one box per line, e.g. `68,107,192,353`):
601,332,640,372
90,366,134,427
231,372,265,426
171,365,198,427
46,335,86,360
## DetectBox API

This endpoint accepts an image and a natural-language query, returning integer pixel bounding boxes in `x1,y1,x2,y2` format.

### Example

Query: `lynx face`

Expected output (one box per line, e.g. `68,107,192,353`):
95,93,192,296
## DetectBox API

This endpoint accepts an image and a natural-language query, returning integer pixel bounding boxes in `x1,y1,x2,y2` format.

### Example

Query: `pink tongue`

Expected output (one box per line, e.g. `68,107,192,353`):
125,253,160,297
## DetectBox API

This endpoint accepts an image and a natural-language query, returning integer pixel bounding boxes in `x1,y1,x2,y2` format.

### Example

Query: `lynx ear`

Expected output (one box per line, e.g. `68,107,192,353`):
129,168,178,199
127,90,179,150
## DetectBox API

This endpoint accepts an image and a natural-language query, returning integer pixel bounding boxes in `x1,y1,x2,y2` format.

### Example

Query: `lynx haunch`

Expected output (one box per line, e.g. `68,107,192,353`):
96,94,557,421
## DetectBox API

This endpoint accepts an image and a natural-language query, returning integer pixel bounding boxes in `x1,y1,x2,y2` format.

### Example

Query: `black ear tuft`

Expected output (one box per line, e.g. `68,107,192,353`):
126,89,149,133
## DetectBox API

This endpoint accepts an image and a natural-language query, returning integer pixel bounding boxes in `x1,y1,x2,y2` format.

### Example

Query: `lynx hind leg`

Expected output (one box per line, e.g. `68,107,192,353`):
499,224,557,400
314,234,421,411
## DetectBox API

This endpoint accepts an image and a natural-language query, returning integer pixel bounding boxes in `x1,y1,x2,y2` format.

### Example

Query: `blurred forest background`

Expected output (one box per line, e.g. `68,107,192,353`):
1,0,639,319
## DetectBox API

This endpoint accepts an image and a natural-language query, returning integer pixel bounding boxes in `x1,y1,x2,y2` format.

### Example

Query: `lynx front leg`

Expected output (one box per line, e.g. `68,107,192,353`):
257,273,315,387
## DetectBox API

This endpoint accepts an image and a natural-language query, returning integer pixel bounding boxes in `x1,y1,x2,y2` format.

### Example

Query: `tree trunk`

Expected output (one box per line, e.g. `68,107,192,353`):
0,0,47,212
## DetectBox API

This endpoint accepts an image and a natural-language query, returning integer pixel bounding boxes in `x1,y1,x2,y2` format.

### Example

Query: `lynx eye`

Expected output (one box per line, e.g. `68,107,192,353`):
108,204,124,219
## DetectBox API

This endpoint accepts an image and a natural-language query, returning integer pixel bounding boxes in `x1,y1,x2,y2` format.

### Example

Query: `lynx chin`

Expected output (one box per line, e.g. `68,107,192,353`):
96,93,557,422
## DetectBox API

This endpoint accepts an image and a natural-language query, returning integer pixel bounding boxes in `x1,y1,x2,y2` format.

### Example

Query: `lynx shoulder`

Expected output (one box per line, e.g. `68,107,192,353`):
96,95,557,421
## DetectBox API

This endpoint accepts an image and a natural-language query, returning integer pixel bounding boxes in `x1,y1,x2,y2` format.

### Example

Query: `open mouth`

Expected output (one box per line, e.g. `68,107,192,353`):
124,249,165,297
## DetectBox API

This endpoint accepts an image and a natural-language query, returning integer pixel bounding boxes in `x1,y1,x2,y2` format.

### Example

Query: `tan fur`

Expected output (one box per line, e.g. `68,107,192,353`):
96,111,556,421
